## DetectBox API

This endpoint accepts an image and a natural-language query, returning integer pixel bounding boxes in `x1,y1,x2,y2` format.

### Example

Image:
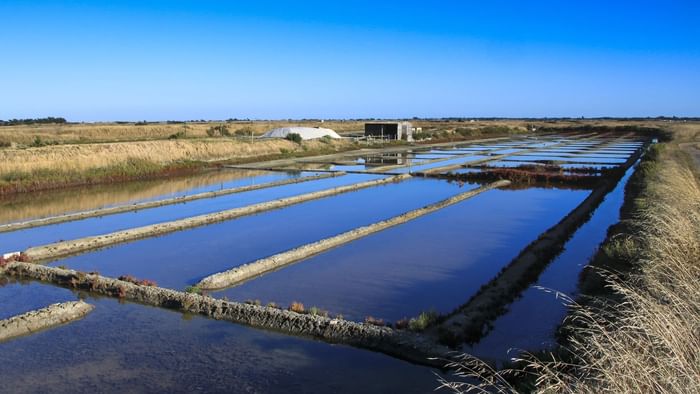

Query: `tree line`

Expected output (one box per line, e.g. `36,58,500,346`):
0,117,67,126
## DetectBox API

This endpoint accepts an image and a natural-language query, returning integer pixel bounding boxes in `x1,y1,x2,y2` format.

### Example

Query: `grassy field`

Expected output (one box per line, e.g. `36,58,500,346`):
0,120,366,146
440,122,700,393
0,118,678,147
0,137,354,195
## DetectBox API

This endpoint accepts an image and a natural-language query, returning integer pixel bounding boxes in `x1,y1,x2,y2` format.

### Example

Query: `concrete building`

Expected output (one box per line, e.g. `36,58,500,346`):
364,122,413,141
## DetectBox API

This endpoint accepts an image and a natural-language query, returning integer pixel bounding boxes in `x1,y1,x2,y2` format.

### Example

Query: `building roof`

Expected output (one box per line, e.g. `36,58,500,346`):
261,127,341,140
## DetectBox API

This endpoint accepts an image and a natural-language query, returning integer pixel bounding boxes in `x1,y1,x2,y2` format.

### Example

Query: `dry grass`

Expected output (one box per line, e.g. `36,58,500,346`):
0,139,299,175
439,136,700,393
0,120,366,145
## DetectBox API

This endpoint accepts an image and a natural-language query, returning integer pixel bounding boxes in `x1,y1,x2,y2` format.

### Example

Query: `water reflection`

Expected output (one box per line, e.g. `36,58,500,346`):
0,282,438,393
217,187,590,321
0,170,299,225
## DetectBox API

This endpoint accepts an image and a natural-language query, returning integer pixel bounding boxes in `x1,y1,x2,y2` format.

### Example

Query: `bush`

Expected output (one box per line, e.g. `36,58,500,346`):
29,136,59,147
206,124,231,137
413,132,431,140
285,133,303,144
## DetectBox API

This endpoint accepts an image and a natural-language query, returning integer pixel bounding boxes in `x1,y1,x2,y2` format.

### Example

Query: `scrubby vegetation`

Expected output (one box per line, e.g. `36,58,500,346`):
184,285,202,294
206,124,231,137
285,132,303,144
0,158,205,195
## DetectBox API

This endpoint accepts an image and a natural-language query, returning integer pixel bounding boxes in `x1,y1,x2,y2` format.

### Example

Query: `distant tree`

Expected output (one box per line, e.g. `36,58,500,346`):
0,117,67,126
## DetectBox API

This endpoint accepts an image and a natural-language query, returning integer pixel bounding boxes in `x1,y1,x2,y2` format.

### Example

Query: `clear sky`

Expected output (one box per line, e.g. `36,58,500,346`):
1,1,699,121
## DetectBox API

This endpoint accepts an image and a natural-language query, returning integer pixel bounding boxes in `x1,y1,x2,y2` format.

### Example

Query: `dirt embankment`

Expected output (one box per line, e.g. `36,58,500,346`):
22,174,411,262
0,301,94,342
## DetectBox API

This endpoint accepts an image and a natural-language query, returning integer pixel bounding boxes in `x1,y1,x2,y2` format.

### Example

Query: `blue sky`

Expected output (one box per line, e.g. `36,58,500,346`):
1,1,699,120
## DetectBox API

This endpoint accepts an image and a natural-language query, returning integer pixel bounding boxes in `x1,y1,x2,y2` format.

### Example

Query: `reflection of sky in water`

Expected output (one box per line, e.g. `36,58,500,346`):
468,162,636,363
2,173,384,252
217,187,589,321
48,178,478,289
0,282,437,393
0,170,308,225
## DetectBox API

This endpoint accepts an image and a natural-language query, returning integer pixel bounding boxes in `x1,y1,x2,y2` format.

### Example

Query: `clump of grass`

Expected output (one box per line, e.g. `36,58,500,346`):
184,285,202,294
289,301,305,313
308,306,329,317
168,131,186,139
408,309,439,331
285,133,302,144
29,135,58,147
266,302,280,309
244,299,261,306
206,124,230,137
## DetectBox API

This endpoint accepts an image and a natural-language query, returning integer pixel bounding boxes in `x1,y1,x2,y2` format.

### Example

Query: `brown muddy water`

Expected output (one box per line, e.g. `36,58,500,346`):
0,135,647,393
